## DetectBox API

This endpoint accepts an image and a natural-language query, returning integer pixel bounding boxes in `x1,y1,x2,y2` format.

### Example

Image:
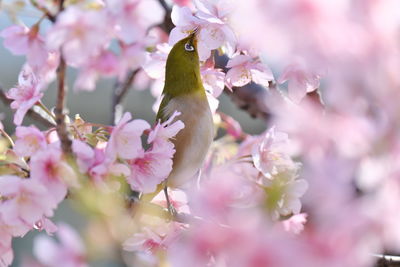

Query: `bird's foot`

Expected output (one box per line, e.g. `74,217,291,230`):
167,203,178,218
163,186,178,219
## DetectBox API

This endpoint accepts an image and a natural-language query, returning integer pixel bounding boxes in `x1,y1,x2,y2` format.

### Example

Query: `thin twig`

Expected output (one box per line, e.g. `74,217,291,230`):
54,56,72,155
156,0,174,33
111,69,140,124
0,128,14,147
29,0,56,22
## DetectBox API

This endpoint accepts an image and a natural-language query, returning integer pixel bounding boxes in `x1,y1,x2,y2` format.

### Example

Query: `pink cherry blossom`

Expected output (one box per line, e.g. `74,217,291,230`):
0,25,30,55
46,6,112,67
263,169,308,218
30,148,75,203
13,126,47,157
169,3,236,60
106,0,165,44
84,143,130,184
152,188,190,214
127,111,184,193
74,50,119,91
6,65,44,125
201,66,225,97
148,111,185,148
219,112,243,139
33,224,88,267
0,176,57,235
117,43,147,81
278,63,320,103
251,127,294,178
127,147,174,193
194,0,237,55
143,43,171,80
0,219,13,267
1,24,54,74
281,213,307,234
33,217,58,236
106,112,150,161
123,222,183,255
72,140,95,174
225,54,274,89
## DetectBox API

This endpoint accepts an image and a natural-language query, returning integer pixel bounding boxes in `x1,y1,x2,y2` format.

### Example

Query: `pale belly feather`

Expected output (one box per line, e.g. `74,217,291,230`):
163,94,214,188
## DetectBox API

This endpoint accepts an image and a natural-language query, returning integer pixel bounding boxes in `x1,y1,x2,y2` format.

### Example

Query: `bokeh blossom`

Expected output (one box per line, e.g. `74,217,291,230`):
2,0,400,266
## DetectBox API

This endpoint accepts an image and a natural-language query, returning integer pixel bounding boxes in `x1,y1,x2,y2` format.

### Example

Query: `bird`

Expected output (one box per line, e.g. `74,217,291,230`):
141,32,214,209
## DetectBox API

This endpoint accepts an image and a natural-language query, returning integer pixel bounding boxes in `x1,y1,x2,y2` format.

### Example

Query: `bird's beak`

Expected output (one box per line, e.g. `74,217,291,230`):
188,30,198,48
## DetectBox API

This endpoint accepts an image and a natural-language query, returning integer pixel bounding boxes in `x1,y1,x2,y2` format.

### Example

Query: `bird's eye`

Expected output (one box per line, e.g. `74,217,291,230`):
185,43,195,52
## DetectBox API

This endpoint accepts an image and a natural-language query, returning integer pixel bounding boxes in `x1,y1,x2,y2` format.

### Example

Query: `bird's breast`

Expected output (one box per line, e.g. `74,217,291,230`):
162,93,214,187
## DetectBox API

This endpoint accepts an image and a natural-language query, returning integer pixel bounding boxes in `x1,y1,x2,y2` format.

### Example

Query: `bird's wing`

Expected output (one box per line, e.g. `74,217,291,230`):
156,93,172,123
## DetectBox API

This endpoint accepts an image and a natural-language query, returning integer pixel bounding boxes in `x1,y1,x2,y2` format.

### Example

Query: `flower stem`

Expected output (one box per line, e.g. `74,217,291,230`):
0,128,14,147
36,101,56,121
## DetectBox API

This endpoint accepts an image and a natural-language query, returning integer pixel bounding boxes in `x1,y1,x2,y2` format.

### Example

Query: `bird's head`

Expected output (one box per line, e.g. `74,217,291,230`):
164,31,203,96
167,31,199,68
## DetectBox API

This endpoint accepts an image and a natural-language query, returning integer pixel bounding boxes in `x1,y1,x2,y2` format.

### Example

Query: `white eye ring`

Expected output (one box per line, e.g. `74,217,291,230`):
185,43,195,51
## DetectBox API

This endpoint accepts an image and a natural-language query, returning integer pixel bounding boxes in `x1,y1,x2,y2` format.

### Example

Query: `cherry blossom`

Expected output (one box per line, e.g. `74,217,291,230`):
126,111,184,193
105,112,150,161
263,168,308,218
74,50,119,91
169,2,236,60
13,126,47,157
3,1,400,266
124,222,182,254
33,224,88,267
33,217,58,236
127,147,174,193
148,111,185,149
0,176,57,235
152,188,190,214
201,66,225,98
46,6,112,67
30,148,76,203
251,127,294,178
117,43,147,81
225,54,274,89
281,213,307,234
0,24,48,69
0,220,13,267
278,63,320,103
6,65,44,125
72,140,95,174
106,0,165,44
0,25,30,55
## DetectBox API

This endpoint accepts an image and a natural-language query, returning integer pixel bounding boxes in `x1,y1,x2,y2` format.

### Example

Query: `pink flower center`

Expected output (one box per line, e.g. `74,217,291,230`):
44,160,59,179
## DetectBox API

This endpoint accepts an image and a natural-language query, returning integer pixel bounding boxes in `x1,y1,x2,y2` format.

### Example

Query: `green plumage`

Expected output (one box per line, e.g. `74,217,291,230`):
153,32,214,192
156,33,206,122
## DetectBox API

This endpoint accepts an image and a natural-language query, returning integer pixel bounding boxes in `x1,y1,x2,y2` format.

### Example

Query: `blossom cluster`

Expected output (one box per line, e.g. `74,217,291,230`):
1,0,400,266
0,109,183,265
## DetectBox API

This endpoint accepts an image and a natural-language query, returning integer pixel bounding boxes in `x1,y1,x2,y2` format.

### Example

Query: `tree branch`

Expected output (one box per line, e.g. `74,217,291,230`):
214,54,277,121
111,69,140,124
157,0,174,33
54,56,72,155
375,255,400,267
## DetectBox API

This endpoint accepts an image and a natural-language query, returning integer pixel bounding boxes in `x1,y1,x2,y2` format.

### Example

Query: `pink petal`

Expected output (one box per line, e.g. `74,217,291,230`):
0,25,29,55
225,66,252,88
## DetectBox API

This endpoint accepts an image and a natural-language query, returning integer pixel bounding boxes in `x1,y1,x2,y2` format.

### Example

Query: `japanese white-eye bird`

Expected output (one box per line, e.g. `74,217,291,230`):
142,32,214,204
